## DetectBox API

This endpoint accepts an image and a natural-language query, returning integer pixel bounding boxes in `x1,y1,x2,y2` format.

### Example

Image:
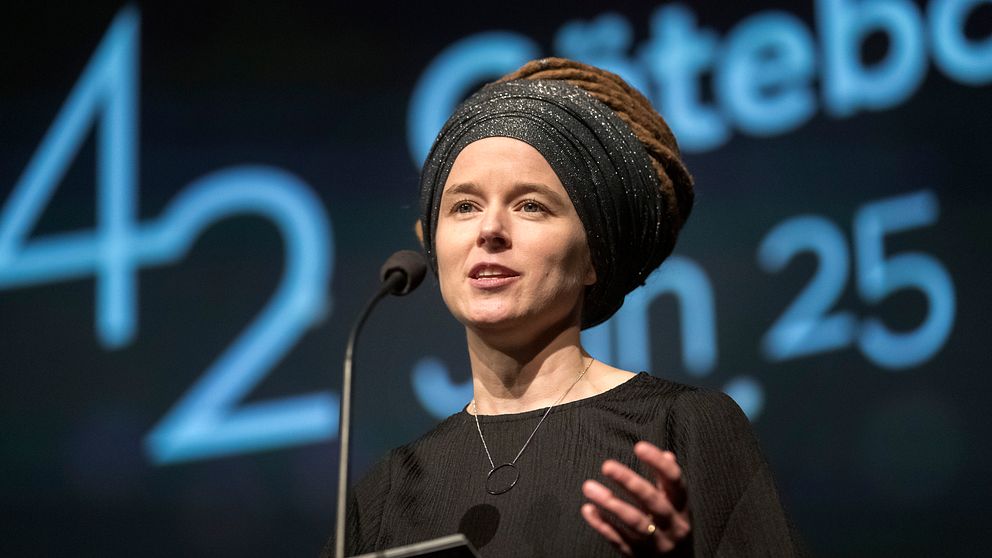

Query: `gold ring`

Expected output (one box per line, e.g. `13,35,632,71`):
645,523,657,536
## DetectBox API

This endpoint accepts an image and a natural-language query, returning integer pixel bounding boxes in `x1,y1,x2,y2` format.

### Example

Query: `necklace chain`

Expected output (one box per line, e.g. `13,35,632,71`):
472,357,594,472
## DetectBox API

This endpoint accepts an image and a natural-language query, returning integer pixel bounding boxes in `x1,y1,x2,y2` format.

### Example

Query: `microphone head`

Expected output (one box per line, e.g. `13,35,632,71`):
379,250,428,296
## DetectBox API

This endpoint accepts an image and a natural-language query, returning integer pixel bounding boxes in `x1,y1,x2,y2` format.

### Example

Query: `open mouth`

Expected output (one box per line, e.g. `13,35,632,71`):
468,263,521,288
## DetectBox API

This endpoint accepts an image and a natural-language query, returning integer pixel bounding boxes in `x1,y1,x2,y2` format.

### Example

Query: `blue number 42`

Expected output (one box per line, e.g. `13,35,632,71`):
0,8,339,464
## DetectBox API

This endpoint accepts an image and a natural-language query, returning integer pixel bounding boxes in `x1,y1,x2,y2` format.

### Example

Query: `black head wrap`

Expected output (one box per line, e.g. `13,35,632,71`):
419,78,675,329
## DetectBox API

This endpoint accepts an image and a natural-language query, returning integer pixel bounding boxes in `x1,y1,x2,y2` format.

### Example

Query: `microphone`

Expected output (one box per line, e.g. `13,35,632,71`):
379,249,427,296
335,250,427,558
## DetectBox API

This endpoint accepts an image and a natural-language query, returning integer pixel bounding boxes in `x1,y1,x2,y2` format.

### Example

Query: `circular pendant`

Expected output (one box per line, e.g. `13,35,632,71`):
486,463,519,495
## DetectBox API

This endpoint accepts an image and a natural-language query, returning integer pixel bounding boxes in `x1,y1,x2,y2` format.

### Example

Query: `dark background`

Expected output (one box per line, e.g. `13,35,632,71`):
1,1,990,556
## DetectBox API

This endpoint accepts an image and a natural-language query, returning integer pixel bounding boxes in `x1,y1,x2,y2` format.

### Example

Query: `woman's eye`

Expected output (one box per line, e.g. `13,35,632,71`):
454,201,476,213
520,200,546,213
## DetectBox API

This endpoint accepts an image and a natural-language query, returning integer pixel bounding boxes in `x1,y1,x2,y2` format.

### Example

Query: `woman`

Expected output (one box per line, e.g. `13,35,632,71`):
325,58,801,557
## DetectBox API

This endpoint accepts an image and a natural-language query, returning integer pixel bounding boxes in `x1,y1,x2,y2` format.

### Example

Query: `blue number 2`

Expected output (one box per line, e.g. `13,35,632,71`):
0,8,338,464
757,216,855,360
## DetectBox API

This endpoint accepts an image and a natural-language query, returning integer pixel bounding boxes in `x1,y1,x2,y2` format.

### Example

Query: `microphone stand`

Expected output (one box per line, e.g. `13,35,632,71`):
334,271,406,558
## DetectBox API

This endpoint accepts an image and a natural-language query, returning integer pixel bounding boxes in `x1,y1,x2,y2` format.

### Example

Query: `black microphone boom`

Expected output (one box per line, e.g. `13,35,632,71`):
334,250,427,558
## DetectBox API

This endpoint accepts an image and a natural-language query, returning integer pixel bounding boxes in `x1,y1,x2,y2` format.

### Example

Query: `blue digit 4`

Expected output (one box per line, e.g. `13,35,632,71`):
0,8,339,464
0,7,139,348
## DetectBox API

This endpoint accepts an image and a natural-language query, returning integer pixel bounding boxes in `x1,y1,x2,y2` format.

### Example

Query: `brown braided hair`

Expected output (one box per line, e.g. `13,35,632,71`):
496,57,694,246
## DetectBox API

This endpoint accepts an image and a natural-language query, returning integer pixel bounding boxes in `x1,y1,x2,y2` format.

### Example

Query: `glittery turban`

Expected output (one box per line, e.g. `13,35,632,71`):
419,58,694,329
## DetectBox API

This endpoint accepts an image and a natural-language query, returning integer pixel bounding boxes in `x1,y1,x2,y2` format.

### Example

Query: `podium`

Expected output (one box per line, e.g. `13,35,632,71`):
350,534,480,558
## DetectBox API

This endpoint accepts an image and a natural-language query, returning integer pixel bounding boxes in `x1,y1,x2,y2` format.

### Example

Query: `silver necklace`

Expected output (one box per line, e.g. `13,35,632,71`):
472,357,594,495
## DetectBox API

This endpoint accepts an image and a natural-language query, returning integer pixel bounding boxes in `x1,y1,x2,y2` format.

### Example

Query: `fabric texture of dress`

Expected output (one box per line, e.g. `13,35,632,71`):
321,373,803,557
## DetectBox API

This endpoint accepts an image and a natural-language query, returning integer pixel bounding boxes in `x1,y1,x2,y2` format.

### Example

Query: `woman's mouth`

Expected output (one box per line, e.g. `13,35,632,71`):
468,263,521,289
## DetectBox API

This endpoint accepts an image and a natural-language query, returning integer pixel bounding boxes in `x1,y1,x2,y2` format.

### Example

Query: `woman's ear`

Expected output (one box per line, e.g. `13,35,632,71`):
414,219,425,246
584,257,597,287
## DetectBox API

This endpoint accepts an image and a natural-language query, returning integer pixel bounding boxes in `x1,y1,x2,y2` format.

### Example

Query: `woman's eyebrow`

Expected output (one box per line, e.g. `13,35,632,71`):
511,182,568,206
511,182,561,197
441,181,566,205
441,182,480,197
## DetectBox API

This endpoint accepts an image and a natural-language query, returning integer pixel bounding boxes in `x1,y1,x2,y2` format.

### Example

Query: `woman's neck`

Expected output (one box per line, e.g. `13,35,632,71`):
465,323,593,415
464,319,640,415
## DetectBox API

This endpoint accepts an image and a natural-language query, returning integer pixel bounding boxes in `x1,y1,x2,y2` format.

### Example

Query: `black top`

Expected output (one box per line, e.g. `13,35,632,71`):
323,373,803,557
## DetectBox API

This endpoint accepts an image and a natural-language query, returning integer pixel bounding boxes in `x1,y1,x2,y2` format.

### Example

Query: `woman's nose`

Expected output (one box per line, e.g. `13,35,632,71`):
477,209,510,249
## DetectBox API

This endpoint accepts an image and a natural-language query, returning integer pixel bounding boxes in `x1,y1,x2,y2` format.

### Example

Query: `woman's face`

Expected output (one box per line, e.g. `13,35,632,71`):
435,137,596,335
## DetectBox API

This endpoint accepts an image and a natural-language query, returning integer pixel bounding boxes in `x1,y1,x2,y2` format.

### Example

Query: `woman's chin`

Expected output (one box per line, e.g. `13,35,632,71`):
453,303,530,332
461,311,523,331
460,306,576,339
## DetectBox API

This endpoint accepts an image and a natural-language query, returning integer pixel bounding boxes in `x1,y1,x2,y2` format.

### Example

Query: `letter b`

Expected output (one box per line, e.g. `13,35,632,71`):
818,0,928,116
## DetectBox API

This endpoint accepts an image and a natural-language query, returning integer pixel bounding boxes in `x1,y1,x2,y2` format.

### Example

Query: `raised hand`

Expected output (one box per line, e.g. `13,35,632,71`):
581,441,691,556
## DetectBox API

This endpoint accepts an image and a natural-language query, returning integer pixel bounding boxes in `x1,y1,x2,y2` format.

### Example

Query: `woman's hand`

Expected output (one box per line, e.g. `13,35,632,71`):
581,441,691,556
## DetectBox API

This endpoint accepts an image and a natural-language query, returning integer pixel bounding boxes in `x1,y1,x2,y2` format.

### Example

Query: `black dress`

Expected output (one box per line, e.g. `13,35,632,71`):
322,373,803,557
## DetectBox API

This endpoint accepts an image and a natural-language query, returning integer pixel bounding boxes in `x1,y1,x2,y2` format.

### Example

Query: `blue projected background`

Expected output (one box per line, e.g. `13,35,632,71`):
1,1,989,556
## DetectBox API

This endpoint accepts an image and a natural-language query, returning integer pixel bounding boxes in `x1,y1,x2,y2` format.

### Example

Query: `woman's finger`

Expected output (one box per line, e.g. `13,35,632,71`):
600,459,677,520
582,479,656,535
580,502,633,556
635,442,688,511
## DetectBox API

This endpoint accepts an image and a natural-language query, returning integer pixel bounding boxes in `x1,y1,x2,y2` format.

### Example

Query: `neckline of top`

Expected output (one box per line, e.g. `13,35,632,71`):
460,371,655,423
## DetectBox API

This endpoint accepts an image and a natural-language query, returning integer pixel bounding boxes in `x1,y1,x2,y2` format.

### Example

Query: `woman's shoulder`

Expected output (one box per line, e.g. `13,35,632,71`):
400,408,470,450
627,373,746,415
596,371,709,408
600,373,753,444
358,410,470,479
